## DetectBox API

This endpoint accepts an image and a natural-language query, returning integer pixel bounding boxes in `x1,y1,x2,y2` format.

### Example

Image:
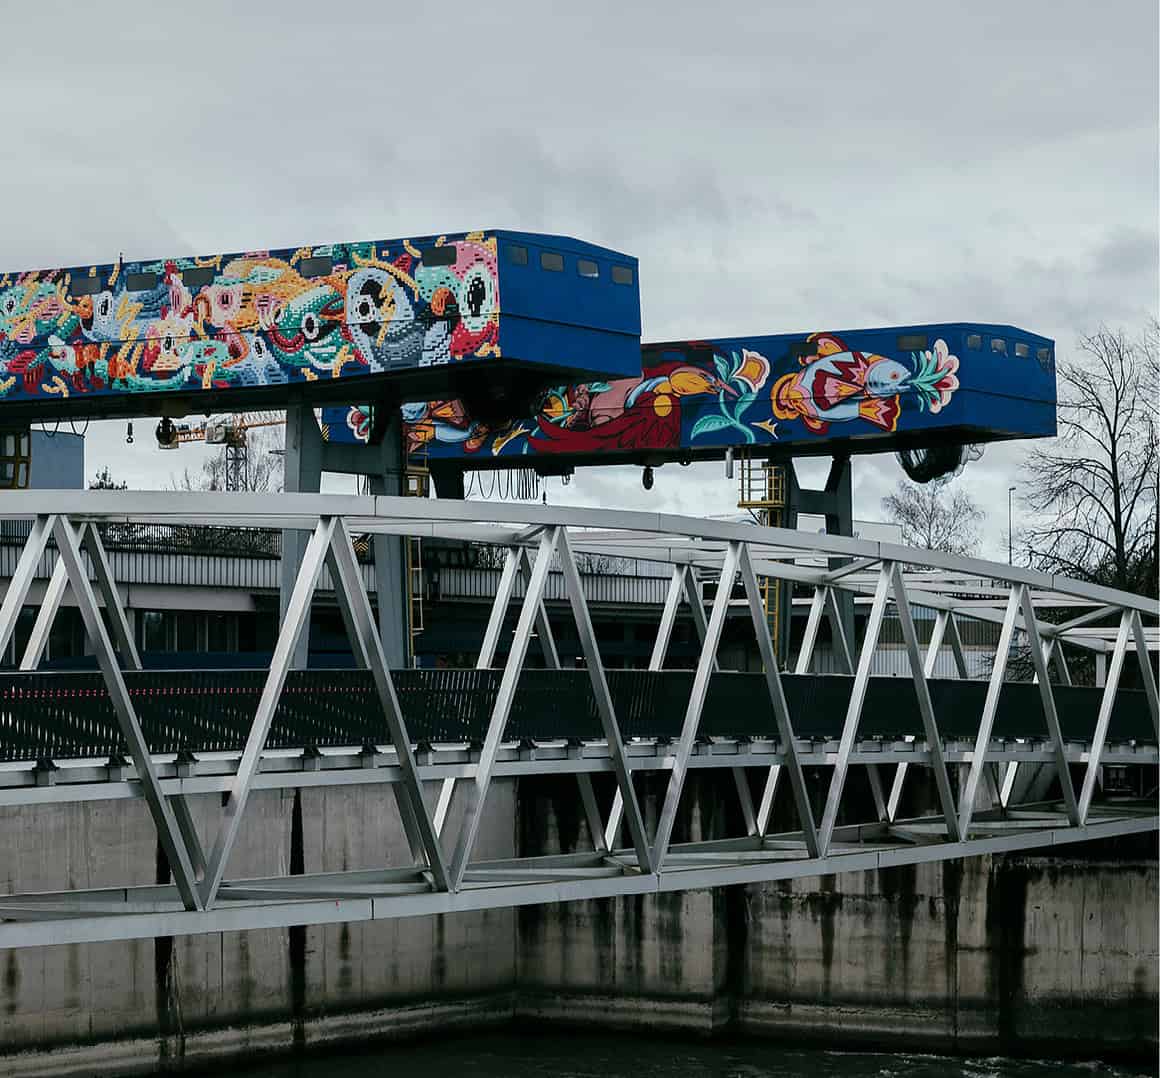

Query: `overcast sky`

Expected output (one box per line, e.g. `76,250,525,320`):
2,0,1156,559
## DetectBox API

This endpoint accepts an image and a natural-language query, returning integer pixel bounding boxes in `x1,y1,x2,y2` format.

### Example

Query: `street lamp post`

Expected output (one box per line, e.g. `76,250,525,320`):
1008,486,1016,565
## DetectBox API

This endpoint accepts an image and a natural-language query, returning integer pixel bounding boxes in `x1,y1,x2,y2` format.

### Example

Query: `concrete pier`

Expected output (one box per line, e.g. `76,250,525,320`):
0,774,1154,1075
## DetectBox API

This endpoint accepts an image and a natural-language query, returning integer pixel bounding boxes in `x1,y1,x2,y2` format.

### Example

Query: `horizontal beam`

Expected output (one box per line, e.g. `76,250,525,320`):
0,810,1152,949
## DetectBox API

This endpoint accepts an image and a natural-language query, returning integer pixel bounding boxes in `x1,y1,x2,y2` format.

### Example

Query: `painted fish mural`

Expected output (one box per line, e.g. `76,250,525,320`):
320,328,979,466
770,333,959,434
378,331,963,458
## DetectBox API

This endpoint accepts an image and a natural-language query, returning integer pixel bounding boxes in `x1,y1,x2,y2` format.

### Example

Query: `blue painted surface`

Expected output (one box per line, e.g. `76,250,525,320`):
322,321,1055,463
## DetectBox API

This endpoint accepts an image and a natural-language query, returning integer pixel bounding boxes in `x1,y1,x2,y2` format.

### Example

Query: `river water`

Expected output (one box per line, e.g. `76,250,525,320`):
227,1031,1151,1078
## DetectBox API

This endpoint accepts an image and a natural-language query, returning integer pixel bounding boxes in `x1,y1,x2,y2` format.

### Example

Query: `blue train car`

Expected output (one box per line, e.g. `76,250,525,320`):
0,230,640,422
320,322,1055,474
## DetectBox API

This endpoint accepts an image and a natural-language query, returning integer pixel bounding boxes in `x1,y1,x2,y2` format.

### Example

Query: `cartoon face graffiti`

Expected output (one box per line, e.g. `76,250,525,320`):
0,234,503,403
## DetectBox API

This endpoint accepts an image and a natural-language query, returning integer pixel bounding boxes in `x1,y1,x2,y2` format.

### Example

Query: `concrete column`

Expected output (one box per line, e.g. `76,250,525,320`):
782,456,855,664
279,405,409,670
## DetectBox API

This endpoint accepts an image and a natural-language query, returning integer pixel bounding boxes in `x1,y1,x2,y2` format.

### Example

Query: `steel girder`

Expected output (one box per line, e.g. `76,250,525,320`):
0,491,1154,949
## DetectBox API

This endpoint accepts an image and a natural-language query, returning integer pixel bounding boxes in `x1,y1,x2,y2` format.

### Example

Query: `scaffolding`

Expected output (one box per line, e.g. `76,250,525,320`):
404,450,429,645
737,454,787,657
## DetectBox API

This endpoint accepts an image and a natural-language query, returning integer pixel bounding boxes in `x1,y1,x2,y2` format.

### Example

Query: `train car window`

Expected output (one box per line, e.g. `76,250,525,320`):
611,265,634,285
506,244,528,266
788,341,817,360
577,258,599,278
1014,342,1030,358
125,271,158,292
540,251,564,272
1037,347,1052,364
420,246,457,267
299,255,333,278
965,333,982,350
897,333,928,351
990,338,1007,355
69,276,102,297
181,266,214,289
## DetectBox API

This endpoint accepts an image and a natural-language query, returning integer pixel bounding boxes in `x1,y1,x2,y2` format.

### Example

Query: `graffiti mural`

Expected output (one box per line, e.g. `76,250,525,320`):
384,331,962,460
0,233,501,404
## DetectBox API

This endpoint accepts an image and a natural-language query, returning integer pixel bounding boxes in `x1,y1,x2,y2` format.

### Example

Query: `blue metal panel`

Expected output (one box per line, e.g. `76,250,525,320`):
494,230,641,379
379,322,1055,465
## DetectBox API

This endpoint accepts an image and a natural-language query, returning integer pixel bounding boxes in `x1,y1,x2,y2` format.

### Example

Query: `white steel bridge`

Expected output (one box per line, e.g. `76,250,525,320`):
0,491,1154,948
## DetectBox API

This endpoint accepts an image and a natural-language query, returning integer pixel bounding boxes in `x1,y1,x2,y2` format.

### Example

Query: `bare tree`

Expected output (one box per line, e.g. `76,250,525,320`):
882,479,984,556
1021,325,1158,596
89,466,127,490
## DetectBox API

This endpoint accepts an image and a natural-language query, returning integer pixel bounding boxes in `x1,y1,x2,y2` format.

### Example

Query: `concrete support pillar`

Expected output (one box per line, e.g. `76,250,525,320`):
279,405,409,670
782,455,855,663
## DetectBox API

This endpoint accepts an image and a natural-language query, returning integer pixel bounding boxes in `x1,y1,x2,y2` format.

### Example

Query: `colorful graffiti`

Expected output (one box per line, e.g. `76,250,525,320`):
390,331,961,459
0,234,500,404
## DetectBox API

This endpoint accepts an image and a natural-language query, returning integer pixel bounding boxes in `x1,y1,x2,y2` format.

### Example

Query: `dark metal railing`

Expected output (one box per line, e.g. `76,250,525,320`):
0,668,1151,763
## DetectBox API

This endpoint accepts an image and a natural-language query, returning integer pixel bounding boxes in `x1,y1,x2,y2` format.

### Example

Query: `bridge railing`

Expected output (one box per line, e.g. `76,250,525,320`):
0,491,1154,946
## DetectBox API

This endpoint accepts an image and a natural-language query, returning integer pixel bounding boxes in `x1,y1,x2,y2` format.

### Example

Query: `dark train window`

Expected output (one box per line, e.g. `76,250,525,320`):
577,258,599,278
611,264,634,285
788,341,817,360
965,333,982,349
182,266,214,289
1037,347,1052,364
1014,342,1030,358
125,271,158,292
69,276,102,296
420,245,457,267
896,333,928,351
991,338,1007,355
540,251,564,272
506,244,528,265
299,255,333,278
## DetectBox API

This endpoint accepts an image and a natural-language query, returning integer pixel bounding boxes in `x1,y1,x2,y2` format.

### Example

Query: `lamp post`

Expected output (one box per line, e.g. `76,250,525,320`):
1008,486,1016,565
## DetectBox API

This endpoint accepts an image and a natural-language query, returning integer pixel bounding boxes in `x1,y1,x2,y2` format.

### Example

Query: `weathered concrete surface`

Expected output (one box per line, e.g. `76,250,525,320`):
513,772,1159,1061
0,770,1155,1074
0,781,518,1076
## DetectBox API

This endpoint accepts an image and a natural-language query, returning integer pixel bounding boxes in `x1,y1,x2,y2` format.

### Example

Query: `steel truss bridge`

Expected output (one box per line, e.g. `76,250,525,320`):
0,492,1155,948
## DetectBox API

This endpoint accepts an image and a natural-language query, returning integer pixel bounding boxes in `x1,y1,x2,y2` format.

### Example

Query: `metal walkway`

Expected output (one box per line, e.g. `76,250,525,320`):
0,492,1155,948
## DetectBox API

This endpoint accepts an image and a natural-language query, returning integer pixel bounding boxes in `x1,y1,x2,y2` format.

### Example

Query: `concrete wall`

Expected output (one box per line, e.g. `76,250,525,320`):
0,781,518,1076
514,772,1158,1061
0,771,1155,1075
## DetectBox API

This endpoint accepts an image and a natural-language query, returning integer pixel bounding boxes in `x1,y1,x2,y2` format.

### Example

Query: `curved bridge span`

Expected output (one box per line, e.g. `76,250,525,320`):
0,492,1154,948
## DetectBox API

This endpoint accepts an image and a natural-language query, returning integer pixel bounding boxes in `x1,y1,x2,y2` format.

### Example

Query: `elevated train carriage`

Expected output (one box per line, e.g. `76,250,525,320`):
0,230,641,422
323,322,1056,483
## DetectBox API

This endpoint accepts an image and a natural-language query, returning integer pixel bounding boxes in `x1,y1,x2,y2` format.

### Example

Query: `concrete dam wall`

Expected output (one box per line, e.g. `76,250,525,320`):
0,773,1155,1075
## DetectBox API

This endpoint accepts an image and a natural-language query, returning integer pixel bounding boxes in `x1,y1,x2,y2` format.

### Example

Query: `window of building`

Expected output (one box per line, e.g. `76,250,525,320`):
896,333,928,351
540,251,564,272
611,264,634,285
1014,342,1030,358
990,338,1007,355
69,275,102,297
299,255,333,278
577,258,599,278
420,245,457,267
181,266,214,289
125,270,158,292
1037,347,1052,364
965,333,982,350
506,244,528,266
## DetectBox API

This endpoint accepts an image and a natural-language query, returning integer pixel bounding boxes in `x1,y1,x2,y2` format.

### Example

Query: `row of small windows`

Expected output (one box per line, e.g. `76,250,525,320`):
965,333,1049,362
505,243,634,285
62,245,635,297
787,333,1050,365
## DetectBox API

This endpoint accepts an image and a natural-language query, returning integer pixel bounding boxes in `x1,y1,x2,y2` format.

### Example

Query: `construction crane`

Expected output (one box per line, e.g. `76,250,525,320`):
152,414,286,492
